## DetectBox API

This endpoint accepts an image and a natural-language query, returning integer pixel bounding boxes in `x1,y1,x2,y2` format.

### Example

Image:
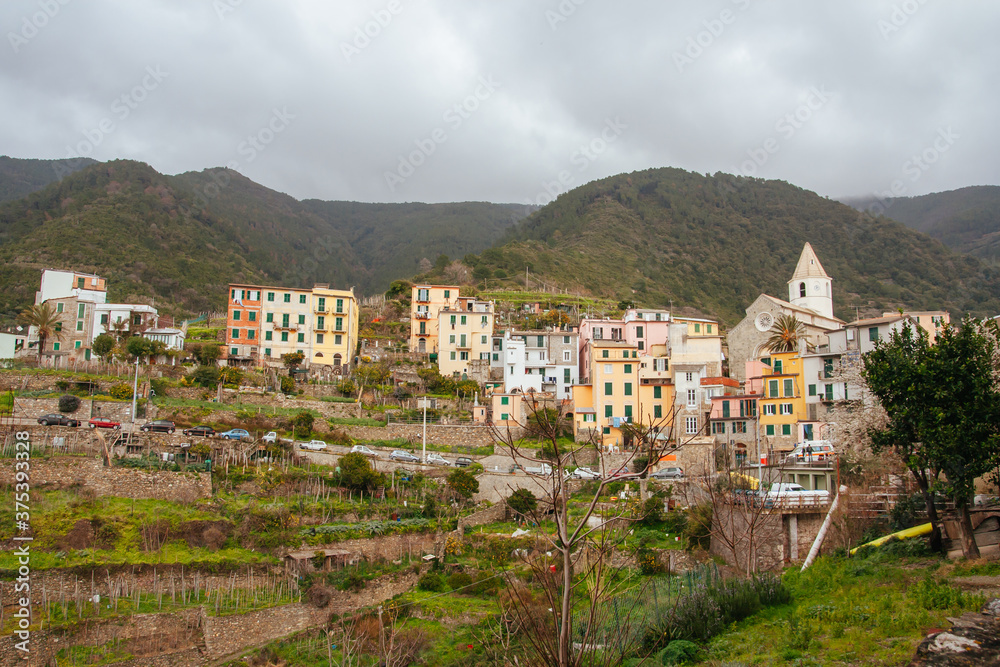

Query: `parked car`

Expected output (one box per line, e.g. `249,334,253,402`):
607,465,641,480
454,456,474,467
350,444,379,458
140,420,175,433
390,450,420,463
219,428,250,440
759,483,830,509
299,440,328,451
650,467,684,480
88,417,121,429
567,466,601,480
426,453,451,466
262,431,278,444
182,425,216,437
38,413,81,427
785,440,835,463
525,463,553,476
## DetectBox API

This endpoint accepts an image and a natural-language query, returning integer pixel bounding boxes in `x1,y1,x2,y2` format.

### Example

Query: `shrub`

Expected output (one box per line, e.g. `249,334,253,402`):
683,503,712,550
149,377,169,398
337,452,381,491
506,488,538,517
58,394,80,413
659,639,700,665
293,411,315,439
55,380,71,391
280,376,295,394
447,468,479,499
417,572,445,592
447,571,473,590
109,383,134,400
638,497,664,526
189,366,220,388
636,548,662,575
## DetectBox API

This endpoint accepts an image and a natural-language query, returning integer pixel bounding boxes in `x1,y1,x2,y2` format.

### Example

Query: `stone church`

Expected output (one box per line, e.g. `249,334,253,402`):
727,243,844,382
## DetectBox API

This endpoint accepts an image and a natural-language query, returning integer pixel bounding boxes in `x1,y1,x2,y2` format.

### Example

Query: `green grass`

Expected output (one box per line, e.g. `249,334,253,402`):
328,416,386,427
700,555,983,666
158,396,322,418
320,395,357,403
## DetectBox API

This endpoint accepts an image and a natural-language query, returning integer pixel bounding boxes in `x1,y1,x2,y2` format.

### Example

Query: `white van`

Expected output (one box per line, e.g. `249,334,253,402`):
785,440,835,463
760,483,830,508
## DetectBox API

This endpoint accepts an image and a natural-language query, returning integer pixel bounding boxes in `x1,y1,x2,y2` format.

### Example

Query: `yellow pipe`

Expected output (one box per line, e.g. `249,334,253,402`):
849,522,934,555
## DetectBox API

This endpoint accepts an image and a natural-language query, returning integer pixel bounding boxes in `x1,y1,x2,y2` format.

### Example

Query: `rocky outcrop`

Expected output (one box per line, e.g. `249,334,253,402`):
908,599,1000,666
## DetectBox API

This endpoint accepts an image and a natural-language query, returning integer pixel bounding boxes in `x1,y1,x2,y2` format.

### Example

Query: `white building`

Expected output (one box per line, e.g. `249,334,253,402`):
491,329,579,400
92,304,159,341
35,269,107,305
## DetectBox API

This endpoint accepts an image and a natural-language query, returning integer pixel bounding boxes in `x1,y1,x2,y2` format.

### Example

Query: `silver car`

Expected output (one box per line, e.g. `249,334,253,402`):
350,444,379,458
300,440,328,451
650,467,684,480
426,453,452,466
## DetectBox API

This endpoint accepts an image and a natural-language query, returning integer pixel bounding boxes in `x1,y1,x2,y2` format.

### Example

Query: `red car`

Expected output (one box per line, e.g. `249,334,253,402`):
88,417,121,429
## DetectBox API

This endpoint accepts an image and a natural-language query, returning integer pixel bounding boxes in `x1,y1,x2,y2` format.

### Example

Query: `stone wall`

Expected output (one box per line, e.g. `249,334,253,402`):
710,504,828,571
14,396,139,422
287,532,441,564
457,502,508,534
203,603,327,659
0,457,211,502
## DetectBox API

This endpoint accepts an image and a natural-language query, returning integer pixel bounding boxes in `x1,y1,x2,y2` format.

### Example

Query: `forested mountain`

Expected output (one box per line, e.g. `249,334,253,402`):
0,155,96,203
0,159,528,323
842,186,1000,264
463,169,1000,324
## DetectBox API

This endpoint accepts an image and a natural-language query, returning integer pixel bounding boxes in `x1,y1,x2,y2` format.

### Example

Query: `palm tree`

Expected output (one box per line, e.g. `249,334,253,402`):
765,314,805,353
17,302,64,364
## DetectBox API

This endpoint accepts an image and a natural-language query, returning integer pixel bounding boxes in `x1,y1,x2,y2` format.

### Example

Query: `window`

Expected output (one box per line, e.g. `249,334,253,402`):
768,380,779,398
74,340,81,349
734,421,747,433
443,289,450,299
419,322,425,334
460,334,467,347
281,332,288,342
638,341,644,351
604,364,613,374
56,303,63,313
712,422,725,434
247,330,255,340
654,405,662,418
77,277,85,289
537,335,544,347
604,405,613,418
417,288,429,301
604,382,613,396
298,314,305,325
564,368,571,383
624,404,633,418
233,310,241,321
624,382,632,396
460,351,469,360
825,384,834,400
267,292,275,301
76,321,83,331
55,322,62,332
53,342,60,351
685,372,693,382
449,335,456,344
765,425,775,436
583,413,596,423
824,358,834,378
808,384,816,396
636,326,643,338
782,424,792,436
722,401,730,418
501,396,509,405
133,315,141,326
799,282,806,297
229,346,237,356
653,386,662,399
450,351,456,360
281,314,289,327
283,293,291,303
780,403,793,415
624,364,632,374
299,294,306,304
563,350,571,362
334,335,342,345
232,329,239,339
481,315,488,327
563,336,570,344
78,303,85,317
266,313,273,323
602,350,609,358
450,315,456,325
461,315,467,325
687,389,697,407
317,297,326,311
100,313,108,325
501,413,509,421
623,350,629,358
783,378,793,397
265,331,272,341
603,427,611,435
297,333,304,343
317,316,325,329
707,324,713,334
593,327,603,340
336,298,344,313
773,359,782,374
869,327,879,342
335,317,343,331
763,404,776,415
694,323,701,333
685,417,698,434
316,333,324,344
231,288,236,299
264,348,271,357
248,311,256,322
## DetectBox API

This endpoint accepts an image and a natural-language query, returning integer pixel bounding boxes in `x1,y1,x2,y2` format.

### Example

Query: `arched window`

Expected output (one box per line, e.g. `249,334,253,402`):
799,282,806,298
418,339,426,353
333,353,342,367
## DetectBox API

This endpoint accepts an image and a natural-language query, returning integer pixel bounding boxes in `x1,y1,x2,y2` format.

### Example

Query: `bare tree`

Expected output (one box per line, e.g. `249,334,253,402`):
488,395,692,666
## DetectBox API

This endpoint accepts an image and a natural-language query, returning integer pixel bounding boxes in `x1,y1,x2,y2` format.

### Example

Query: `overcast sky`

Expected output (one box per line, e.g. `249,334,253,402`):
1,0,997,205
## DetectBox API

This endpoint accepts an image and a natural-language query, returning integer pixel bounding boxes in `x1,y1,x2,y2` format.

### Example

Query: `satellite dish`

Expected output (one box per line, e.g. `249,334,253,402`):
754,312,774,332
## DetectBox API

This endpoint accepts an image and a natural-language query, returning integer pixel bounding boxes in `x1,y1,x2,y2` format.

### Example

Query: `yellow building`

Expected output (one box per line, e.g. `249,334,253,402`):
438,297,494,378
572,341,677,450
259,286,313,365
310,286,358,370
755,350,808,454
410,284,461,355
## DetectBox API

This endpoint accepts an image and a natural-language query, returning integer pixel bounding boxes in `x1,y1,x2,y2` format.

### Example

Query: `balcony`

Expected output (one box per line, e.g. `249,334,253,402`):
414,311,430,319
314,307,328,314
314,323,328,332
272,324,299,332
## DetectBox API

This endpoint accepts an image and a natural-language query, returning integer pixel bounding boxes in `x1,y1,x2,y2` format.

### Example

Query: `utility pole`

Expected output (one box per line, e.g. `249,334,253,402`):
130,356,139,432
422,399,427,464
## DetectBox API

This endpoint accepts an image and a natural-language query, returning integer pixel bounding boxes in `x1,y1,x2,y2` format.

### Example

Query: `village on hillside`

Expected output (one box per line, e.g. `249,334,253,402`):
2,243,999,666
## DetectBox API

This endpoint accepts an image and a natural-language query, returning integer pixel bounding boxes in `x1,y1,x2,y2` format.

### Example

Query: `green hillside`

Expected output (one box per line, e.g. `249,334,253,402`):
462,168,1000,324
0,155,97,203
0,159,528,323
844,186,1000,263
